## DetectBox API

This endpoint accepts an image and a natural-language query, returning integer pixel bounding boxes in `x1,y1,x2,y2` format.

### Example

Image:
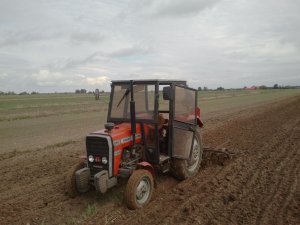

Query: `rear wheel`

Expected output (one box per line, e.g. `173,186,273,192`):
171,130,203,180
65,161,85,198
125,169,154,209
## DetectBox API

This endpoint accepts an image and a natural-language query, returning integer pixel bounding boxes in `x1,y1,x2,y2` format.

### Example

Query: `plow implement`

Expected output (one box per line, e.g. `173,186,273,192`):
202,146,234,166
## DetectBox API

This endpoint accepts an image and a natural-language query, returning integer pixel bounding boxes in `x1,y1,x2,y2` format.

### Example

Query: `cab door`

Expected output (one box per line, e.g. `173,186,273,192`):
170,85,198,159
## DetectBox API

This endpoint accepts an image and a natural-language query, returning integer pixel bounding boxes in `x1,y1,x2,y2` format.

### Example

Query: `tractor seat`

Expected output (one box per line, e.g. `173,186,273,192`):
158,113,166,130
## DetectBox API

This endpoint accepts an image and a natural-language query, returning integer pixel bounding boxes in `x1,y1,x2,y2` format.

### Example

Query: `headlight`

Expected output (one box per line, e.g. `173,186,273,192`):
102,156,108,164
88,155,94,162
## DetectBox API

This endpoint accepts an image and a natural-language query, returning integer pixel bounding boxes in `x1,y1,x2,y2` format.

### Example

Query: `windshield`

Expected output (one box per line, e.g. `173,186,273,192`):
110,84,155,120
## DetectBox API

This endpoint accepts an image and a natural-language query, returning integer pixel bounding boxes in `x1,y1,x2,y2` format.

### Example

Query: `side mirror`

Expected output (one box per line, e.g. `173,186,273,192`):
163,86,173,100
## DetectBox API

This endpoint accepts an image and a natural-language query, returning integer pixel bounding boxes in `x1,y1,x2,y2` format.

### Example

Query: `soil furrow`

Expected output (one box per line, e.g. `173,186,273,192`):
110,96,300,225
255,158,300,225
1,95,300,225
228,126,298,224
256,124,300,225
275,164,300,225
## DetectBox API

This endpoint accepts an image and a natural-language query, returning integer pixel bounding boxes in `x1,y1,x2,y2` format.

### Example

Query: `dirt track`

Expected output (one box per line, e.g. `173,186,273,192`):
0,96,299,225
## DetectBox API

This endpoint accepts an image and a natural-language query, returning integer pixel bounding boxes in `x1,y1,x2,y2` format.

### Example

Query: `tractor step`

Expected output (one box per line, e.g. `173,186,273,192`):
159,154,170,173
159,154,170,164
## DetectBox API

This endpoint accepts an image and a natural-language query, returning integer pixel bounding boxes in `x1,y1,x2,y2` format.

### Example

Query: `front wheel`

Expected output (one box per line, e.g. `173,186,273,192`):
125,169,154,210
171,130,203,180
65,161,85,198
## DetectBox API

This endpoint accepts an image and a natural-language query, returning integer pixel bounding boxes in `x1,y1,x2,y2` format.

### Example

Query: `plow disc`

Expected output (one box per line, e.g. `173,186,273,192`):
202,146,233,167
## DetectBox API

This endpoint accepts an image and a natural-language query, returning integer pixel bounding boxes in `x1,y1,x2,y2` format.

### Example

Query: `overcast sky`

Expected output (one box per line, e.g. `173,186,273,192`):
0,0,299,92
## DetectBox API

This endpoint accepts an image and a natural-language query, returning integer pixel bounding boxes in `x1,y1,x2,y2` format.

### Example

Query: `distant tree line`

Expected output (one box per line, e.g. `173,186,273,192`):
252,84,300,90
0,91,39,95
1,84,297,96
0,89,106,95
197,84,300,91
74,89,105,94
75,89,87,94
198,87,208,91
0,89,105,95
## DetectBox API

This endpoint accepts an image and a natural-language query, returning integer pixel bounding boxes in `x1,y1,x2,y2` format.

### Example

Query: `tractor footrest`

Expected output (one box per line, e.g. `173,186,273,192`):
159,154,170,164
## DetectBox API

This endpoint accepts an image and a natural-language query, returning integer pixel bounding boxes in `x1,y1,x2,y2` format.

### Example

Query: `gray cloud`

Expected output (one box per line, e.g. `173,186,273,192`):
70,32,106,44
109,46,151,58
0,0,299,93
0,29,63,47
123,0,221,18
153,0,221,17
47,52,102,71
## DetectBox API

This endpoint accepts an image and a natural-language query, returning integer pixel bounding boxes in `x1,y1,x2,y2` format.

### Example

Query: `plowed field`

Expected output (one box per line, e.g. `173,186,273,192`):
0,95,299,225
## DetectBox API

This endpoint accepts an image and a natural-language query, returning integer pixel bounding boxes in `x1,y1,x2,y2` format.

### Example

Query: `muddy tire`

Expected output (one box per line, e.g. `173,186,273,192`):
125,169,154,210
171,129,203,180
65,161,85,198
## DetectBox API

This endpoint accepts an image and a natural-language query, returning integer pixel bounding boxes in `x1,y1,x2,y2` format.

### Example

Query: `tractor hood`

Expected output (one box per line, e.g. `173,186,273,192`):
90,123,143,148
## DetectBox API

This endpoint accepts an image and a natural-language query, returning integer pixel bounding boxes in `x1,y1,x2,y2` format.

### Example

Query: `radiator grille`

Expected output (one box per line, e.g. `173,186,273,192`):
86,136,109,155
86,135,110,173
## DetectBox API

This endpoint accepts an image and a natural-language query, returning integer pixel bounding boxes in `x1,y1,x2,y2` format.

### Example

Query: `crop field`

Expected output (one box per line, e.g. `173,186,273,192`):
0,89,299,225
0,89,298,154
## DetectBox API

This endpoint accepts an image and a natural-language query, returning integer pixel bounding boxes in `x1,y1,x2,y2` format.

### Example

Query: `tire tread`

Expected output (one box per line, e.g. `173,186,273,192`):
125,169,154,210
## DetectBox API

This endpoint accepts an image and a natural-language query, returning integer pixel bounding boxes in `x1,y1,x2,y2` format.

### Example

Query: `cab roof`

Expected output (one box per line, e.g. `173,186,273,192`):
111,79,187,86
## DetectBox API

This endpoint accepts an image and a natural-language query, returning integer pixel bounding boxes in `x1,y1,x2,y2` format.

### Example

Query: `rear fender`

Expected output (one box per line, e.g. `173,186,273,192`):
196,107,204,128
197,118,204,128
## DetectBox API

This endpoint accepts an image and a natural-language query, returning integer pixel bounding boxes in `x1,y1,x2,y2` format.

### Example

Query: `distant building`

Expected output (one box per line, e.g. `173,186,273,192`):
244,86,257,90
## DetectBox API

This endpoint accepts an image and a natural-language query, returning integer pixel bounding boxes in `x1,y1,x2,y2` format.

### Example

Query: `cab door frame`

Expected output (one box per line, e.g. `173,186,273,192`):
168,85,198,159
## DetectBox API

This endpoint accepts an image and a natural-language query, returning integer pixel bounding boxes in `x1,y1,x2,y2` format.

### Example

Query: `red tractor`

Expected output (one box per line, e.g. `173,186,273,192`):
66,79,204,209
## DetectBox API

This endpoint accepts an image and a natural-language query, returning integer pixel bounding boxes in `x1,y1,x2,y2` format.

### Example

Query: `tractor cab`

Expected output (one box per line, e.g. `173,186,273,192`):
107,80,202,164
66,79,203,209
